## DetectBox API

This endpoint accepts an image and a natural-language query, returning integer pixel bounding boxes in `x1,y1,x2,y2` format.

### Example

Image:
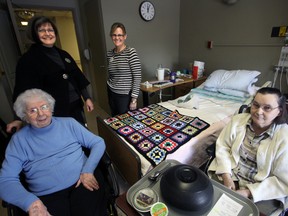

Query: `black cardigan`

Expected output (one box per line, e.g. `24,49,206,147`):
13,44,90,117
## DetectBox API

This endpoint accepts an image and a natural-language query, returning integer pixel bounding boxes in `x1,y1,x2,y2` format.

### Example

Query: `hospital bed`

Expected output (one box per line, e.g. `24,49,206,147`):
97,69,270,185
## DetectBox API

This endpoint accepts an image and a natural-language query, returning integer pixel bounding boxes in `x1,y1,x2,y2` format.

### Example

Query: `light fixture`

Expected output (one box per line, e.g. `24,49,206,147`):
20,21,28,26
15,9,35,26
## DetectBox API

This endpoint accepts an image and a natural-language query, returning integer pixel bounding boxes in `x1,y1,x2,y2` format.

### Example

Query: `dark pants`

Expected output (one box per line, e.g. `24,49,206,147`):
107,87,131,116
39,167,107,216
69,99,86,126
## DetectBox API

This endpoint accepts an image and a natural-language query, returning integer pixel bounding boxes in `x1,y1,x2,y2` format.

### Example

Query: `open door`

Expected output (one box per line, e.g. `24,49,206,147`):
81,0,110,113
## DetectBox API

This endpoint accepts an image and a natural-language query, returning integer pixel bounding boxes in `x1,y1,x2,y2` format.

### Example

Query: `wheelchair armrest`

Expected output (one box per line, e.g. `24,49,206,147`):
100,151,112,168
206,143,216,158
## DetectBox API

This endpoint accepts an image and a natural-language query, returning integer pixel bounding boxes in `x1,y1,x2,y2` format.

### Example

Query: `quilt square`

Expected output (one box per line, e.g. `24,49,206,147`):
170,132,190,144
130,122,146,130
148,132,166,145
134,114,148,121
137,139,154,152
145,110,158,117
128,110,141,116
138,127,156,136
150,122,165,131
158,126,177,137
127,132,144,144
159,138,178,152
139,107,150,113
104,117,118,124
146,146,166,165
171,120,186,130
148,104,159,109
153,106,166,113
180,116,195,124
191,117,210,130
161,110,173,117
117,126,135,136
110,121,126,130
122,117,137,125
169,110,182,119
117,113,130,120
151,113,166,121
160,117,175,126
142,118,156,126
181,125,198,136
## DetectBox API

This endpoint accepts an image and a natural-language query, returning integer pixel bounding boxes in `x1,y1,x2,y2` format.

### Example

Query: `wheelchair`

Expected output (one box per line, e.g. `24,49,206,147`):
0,118,119,216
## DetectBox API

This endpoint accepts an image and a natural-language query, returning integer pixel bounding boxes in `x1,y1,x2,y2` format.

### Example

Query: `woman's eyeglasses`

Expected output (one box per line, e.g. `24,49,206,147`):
111,34,125,38
251,101,279,112
38,29,55,34
27,104,50,116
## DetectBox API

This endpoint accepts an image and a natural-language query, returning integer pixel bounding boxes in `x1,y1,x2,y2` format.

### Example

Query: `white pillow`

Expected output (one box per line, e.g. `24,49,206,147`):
204,69,261,92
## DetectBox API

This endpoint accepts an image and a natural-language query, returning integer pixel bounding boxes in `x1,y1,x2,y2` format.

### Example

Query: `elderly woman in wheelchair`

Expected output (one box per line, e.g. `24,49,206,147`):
0,89,107,216
208,87,288,216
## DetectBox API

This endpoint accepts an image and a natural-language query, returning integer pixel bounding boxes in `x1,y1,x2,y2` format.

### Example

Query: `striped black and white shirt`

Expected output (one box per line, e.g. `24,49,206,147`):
107,46,142,98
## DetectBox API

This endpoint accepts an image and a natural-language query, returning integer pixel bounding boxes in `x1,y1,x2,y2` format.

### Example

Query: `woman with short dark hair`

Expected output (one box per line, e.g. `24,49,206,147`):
7,16,94,132
208,87,288,215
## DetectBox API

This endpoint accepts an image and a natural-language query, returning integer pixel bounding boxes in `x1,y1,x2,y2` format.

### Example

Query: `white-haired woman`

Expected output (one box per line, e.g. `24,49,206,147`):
0,89,106,216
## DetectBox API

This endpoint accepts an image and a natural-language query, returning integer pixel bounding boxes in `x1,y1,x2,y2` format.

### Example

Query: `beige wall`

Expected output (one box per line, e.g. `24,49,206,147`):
179,0,288,92
56,16,82,70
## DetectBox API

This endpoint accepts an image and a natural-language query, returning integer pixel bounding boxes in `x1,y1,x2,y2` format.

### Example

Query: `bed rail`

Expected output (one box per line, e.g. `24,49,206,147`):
96,116,142,186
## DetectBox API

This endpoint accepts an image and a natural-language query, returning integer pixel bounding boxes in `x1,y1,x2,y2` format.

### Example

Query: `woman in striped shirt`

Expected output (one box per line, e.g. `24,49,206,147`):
107,22,142,116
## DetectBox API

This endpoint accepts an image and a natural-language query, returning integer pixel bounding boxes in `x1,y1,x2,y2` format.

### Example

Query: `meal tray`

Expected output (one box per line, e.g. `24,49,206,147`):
126,159,259,216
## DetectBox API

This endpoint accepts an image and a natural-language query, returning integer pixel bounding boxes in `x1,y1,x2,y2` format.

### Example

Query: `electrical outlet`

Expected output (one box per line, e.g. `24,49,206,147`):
207,41,213,49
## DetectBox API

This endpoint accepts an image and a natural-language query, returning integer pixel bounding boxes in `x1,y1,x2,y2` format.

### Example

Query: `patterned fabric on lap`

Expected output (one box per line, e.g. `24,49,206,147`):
104,104,210,166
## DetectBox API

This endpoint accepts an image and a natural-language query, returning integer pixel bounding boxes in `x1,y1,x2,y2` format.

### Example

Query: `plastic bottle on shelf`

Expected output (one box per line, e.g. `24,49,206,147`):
170,71,176,83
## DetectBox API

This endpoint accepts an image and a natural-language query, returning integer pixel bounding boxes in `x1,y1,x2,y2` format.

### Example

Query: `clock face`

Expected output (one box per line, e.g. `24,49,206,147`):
139,1,155,22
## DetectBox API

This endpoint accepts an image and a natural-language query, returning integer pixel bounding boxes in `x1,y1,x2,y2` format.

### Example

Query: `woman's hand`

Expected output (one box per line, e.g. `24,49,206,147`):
222,173,236,190
85,99,94,112
6,120,22,133
129,98,137,110
236,188,252,198
76,173,99,191
28,199,52,216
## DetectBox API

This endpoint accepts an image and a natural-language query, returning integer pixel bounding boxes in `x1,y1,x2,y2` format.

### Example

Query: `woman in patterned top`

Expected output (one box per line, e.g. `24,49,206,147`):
107,22,142,116
208,87,288,215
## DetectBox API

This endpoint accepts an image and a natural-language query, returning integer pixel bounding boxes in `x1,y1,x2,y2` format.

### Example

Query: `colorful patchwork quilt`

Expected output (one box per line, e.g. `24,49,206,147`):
104,104,210,166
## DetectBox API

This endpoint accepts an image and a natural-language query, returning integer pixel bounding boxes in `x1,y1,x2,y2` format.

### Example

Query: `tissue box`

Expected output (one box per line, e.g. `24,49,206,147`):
141,81,153,88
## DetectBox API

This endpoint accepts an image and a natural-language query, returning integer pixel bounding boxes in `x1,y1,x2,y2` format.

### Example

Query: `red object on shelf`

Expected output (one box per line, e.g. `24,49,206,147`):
193,66,199,79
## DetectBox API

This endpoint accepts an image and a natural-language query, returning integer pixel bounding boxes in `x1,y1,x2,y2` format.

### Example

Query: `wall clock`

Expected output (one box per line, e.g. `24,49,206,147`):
139,1,155,22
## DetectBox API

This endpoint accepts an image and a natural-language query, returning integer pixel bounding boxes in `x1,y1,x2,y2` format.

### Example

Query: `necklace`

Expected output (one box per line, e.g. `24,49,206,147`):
115,45,126,53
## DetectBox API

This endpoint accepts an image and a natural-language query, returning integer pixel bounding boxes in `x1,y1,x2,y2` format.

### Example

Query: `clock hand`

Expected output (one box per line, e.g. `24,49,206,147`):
147,5,150,13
